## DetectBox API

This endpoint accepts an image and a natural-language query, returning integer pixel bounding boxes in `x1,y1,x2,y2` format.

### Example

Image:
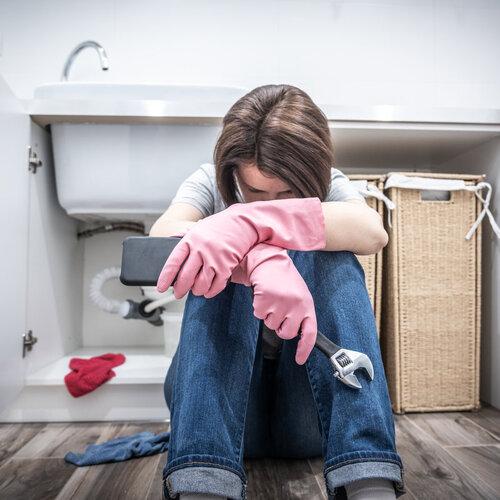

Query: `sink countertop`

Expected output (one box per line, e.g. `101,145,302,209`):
24,98,500,128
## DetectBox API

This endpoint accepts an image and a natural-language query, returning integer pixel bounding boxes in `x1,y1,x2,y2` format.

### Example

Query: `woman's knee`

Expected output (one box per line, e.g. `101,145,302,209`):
290,249,366,286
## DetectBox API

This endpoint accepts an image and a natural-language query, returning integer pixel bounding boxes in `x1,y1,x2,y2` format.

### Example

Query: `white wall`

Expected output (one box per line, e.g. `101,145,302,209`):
0,0,499,108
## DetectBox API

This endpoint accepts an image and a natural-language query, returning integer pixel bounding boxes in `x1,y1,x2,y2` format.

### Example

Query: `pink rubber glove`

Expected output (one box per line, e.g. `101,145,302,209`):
231,243,317,365
157,198,326,299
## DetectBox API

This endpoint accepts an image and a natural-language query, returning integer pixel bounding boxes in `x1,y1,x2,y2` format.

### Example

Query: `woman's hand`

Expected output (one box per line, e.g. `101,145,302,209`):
156,198,326,299
232,243,317,365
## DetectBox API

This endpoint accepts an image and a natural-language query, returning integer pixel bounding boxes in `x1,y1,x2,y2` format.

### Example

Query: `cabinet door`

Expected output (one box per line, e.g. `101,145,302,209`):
0,76,29,411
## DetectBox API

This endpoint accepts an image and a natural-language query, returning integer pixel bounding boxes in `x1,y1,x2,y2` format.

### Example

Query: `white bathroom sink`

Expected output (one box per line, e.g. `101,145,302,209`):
33,82,248,102
31,83,249,223
33,83,249,223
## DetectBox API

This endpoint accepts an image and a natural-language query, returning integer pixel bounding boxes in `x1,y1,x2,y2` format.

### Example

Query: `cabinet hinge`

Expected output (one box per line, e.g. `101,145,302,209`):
28,146,42,174
23,330,38,358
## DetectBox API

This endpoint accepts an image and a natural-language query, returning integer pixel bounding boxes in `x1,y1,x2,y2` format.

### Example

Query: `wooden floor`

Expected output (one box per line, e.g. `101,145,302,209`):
0,403,499,500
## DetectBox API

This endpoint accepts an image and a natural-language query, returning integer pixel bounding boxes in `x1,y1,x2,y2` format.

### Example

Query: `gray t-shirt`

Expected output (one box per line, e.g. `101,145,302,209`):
171,163,365,216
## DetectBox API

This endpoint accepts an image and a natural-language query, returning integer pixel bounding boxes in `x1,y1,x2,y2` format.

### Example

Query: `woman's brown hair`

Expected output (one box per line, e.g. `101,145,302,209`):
214,84,334,206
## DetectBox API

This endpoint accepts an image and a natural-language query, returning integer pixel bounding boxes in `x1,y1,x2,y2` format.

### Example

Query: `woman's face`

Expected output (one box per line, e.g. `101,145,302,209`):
236,163,295,203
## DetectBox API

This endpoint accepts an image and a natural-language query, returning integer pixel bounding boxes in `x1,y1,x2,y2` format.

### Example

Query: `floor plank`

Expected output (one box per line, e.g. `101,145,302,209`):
0,458,76,500
11,422,105,459
395,416,499,499
443,445,500,495
0,422,45,468
307,456,328,500
56,454,162,500
145,451,168,500
273,457,325,500
405,412,499,446
245,457,284,499
245,456,327,499
461,403,500,440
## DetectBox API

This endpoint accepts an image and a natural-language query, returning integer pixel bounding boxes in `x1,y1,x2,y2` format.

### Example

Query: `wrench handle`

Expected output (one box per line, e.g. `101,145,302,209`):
315,330,343,358
248,286,342,360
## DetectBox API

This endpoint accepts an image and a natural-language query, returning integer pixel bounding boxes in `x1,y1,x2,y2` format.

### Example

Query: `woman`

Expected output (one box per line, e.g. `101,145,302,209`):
150,84,406,500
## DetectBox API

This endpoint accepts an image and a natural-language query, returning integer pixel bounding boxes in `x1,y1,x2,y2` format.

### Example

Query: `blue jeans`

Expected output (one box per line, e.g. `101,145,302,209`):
162,250,406,499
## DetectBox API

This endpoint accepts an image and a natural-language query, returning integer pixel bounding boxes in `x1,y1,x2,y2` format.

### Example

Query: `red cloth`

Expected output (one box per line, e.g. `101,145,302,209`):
64,353,126,398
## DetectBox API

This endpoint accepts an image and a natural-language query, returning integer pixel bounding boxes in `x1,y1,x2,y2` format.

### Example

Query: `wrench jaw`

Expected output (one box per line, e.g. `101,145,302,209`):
329,348,375,390
333,370,362,389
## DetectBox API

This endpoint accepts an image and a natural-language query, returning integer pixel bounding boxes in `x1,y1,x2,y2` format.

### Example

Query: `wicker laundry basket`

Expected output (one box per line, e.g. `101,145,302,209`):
347,174,386,338
381,172,483,413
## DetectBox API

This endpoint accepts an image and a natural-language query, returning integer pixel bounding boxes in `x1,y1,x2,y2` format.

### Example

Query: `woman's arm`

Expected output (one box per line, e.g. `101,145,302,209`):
322,199,388,255
151,199,387,255
149,202,203,237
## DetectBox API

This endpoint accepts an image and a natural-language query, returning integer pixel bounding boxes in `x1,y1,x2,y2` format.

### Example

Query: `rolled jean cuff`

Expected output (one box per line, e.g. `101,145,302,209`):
325,455,405,499
163,459,246,500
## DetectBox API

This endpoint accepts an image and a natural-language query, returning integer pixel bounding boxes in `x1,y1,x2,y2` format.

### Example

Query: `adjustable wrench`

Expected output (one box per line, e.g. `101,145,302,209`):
314,330,374,389
260,311,374,389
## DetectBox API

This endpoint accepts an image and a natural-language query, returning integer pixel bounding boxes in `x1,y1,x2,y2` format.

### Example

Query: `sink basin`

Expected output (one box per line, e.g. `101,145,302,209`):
34,83,249,224
34,82,248,102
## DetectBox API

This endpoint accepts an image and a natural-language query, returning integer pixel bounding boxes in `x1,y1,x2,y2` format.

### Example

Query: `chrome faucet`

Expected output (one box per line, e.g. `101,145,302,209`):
61,41,109,82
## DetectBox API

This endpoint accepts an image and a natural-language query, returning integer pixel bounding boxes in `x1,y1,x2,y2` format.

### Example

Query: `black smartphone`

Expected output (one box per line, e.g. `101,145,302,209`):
120,236,181,286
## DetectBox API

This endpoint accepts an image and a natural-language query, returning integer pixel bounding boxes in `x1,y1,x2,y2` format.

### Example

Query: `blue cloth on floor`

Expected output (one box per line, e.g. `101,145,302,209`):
65,430,170,466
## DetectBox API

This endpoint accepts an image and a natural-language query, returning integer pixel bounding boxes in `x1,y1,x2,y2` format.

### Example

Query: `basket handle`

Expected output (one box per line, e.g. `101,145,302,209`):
463,182,500,240
383,174,500,240
350,180,396,228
